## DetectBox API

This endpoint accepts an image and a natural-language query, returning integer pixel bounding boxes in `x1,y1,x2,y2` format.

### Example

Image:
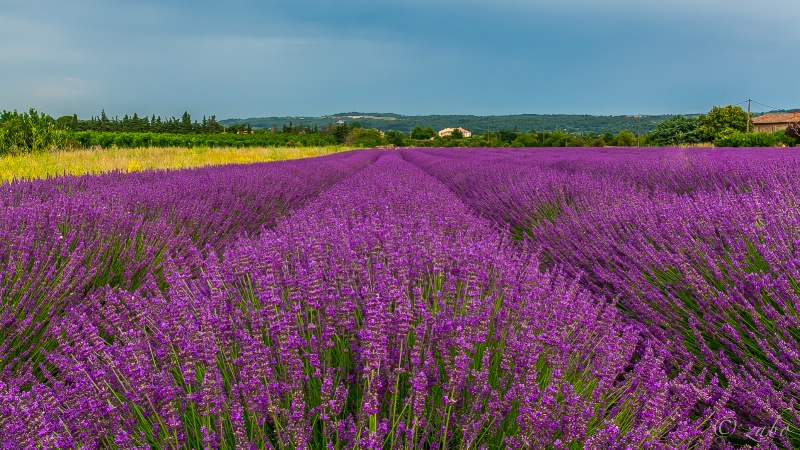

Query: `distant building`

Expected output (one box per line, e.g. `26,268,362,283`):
438,127,472,138
752,112,800,132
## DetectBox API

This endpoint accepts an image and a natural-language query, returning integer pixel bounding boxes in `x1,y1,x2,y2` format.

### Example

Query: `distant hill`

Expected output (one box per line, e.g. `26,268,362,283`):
220,112,702,135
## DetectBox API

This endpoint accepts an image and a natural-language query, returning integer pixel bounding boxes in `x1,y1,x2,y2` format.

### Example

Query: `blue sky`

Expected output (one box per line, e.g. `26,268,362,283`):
1,0,797,119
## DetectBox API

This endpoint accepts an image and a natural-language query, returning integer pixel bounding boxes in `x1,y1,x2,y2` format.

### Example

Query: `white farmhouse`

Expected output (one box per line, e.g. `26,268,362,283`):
438,127,472,138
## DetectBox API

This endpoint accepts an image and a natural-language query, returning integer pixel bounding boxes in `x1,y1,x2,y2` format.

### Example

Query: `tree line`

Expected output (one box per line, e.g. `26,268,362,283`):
1,107,797,156
56,111,227,134
68,131,338,150
400,125,640,148
0,110,365,155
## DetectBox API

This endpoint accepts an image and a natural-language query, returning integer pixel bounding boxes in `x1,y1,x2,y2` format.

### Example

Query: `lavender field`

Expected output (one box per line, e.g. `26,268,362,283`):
1,147,799,449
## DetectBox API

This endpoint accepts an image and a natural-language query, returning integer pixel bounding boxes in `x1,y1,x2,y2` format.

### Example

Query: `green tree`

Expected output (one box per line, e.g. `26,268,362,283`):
384,130,407,146
333,123,350,144
0,109,69,155
451,128,464,139
131,113,142,132
648,116,699,147
99,109,110,131
410,126,436,140
349,128,385,147
589,135,606,147
696,105,748,142
55,115,78,131
510,132,541,147
616,129,636,146
497,129,519,144
181,112,192,133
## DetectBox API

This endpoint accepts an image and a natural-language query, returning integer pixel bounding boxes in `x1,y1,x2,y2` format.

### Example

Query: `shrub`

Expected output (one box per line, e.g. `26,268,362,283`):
649,116,699,146
0,109,70,155
510,133,541,147
714,130,794,147
349,128,386,148
98,133,116,149
114,133,135,148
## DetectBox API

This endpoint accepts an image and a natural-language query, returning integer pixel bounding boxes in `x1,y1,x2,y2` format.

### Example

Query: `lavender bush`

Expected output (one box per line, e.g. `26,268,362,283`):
4,147,793,448
405,146,800,448
0,151,379,395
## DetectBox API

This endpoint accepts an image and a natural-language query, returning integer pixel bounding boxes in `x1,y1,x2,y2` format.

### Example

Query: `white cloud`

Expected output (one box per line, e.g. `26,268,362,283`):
33,78,98,99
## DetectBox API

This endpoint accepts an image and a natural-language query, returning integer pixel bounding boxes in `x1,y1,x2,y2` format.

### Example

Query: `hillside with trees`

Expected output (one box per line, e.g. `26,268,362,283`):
221,112,680,135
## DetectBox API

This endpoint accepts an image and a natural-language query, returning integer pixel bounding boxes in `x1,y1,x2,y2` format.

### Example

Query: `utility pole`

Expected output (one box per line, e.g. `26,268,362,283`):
634,114,643,147
747,99,752,133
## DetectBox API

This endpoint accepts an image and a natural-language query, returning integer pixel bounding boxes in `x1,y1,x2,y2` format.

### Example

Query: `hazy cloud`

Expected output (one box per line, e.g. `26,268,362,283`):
33,78,97,99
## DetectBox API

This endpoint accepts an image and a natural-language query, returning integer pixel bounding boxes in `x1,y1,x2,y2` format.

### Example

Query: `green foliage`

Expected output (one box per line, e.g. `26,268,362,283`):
333,123,350,144
15,106,794,153
0,109,70,155
696,105,749,142
74,111,225,134
506,130,639,148
648,116,699,146
55,115,79,131
510,133,541,147
542,130,572,147
383,130,408,147
410,126,437,140
65,131,338,149
348,128,385,148
714,130,797,147
496,129,519,144
222,112,675,135
616,129,637,147
98,133,116,148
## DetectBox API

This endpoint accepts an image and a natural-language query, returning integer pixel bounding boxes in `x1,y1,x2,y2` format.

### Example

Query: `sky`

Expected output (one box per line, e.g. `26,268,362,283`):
1,0,798,119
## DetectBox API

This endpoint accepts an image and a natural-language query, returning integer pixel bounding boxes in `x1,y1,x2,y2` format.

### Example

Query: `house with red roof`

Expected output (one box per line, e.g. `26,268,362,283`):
752,112,800,132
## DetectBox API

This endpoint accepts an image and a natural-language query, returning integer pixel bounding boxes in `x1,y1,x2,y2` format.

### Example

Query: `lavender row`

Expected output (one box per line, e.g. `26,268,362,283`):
1,152,728,448
532,182,800,447
0,151,380,384
403,146,800,446
400,147,800,236
0,150,381,253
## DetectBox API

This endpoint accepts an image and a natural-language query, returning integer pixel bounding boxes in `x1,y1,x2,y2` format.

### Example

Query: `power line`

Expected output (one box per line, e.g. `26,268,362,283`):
751,100,783,111
730,99,788,112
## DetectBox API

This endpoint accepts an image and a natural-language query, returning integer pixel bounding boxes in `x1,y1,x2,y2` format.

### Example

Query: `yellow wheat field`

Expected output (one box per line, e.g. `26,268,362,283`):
0,146,353,182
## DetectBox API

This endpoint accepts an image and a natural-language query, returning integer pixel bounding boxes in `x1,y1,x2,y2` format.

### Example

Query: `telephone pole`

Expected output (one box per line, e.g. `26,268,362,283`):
746,99,752,133
634,114,643,147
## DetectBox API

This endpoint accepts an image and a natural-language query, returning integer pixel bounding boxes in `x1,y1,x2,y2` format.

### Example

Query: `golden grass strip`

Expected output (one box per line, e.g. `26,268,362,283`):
0,146,354,182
